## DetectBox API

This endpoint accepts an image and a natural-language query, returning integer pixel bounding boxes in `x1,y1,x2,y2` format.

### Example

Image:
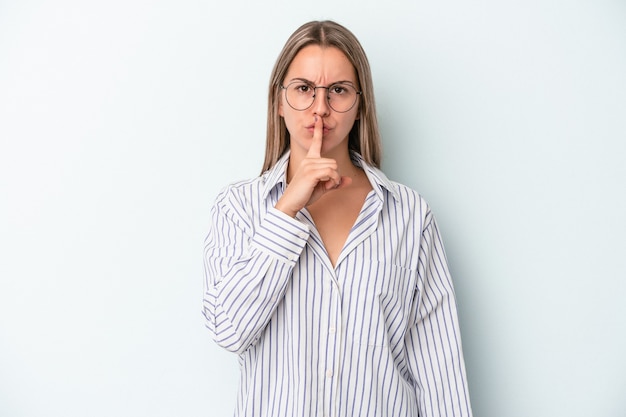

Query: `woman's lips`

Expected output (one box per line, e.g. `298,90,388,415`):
306,124,331,135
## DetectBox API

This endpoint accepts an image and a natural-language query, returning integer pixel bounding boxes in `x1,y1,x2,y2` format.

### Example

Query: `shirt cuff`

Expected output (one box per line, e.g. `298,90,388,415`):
251,207,310,264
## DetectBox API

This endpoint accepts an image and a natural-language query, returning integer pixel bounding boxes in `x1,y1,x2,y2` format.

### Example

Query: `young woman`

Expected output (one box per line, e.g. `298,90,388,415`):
203,20,473,417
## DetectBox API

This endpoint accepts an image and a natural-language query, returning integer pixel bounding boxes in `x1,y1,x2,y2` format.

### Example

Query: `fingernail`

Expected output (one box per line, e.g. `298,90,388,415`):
314,115,318,122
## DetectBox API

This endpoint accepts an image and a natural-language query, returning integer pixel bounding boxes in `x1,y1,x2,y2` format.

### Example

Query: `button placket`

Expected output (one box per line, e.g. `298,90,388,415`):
322,279,342,417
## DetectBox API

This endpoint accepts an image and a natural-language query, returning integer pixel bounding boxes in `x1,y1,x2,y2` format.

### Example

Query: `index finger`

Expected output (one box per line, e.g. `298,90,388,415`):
307,116,323,158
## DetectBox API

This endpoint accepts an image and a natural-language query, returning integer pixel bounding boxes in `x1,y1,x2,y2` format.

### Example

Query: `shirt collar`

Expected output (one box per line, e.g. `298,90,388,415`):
261,150,400,202
350,151,400,202
261,151,290,199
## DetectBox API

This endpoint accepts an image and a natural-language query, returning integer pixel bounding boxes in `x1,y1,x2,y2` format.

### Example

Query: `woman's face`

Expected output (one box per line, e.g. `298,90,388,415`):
279,45,360,159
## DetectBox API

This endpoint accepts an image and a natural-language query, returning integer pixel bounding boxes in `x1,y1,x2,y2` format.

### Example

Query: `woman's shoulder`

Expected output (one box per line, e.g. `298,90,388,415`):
386,179,432,215
212,175,267,209
362,161,431,215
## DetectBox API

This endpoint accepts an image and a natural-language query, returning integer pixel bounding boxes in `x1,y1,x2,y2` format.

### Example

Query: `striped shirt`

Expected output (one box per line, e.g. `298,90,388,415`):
203,151,473,417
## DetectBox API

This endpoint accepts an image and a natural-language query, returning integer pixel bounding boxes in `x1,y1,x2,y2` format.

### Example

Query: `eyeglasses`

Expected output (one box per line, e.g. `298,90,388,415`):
280,81,362,113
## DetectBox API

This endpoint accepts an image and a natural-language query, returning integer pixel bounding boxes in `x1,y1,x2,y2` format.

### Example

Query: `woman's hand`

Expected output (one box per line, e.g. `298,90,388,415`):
275,116,352,217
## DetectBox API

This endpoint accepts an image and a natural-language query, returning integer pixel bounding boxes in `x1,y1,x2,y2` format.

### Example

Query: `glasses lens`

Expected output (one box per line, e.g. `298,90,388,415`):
285,82,315,111
284,82,360,113
327,83,359,113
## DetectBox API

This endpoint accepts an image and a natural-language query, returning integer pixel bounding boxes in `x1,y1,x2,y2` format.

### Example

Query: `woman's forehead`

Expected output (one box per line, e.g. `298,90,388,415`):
285,45,357,83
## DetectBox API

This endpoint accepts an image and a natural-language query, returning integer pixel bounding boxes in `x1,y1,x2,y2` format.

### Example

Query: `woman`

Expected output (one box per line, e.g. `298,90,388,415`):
203,20,473,417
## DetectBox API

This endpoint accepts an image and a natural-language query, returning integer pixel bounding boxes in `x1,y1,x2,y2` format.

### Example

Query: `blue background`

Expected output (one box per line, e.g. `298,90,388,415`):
1,1,625,416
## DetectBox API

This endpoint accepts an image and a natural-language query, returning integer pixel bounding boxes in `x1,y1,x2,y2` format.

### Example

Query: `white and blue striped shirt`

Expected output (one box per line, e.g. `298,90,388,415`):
203,152,473,417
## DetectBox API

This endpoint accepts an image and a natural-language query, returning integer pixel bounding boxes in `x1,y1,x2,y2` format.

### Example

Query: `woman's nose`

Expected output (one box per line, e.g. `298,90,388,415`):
311,87,330,116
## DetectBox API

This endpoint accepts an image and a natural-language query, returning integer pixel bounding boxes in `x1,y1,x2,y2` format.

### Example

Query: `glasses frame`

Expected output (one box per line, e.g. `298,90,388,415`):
280,81,362,113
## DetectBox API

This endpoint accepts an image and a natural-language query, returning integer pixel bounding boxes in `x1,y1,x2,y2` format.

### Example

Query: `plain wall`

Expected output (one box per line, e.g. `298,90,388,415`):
1,1,625,416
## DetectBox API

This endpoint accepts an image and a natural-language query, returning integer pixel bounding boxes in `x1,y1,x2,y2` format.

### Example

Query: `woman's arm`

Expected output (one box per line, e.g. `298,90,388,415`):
202,188,310,355
404,213,473,417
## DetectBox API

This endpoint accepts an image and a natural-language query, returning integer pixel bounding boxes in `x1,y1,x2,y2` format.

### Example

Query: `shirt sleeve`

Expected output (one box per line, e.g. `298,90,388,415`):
202,187,310,354
404,212,473,417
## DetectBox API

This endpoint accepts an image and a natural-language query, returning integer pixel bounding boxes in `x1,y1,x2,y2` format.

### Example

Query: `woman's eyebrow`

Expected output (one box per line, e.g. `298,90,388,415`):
288,77,314,84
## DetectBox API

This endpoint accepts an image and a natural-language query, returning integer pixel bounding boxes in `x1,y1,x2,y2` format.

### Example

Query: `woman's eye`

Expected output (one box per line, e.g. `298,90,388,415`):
330,86,347,94
296,84,312,93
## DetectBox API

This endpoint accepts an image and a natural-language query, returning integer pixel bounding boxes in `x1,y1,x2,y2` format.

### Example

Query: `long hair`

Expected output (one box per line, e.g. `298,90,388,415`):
261,20,382,173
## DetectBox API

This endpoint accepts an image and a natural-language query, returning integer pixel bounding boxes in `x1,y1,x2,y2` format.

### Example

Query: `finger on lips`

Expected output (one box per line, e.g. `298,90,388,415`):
307,115,323,158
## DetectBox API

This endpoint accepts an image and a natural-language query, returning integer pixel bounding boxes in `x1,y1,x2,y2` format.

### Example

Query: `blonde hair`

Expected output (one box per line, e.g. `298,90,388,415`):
261,20,382,173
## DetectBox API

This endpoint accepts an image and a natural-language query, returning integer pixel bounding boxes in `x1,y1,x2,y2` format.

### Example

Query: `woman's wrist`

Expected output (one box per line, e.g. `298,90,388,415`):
274,199,298,218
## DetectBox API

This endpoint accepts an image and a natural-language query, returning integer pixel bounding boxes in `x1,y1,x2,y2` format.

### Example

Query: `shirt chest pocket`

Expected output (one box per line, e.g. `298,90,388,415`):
342,261,417,348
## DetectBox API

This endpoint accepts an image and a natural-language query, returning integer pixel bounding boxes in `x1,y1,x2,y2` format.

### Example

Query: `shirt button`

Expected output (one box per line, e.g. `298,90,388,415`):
329,326,336,334
326,369,333,378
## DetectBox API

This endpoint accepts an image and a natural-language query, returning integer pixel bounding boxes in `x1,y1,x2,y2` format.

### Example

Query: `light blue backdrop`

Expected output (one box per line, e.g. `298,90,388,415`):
1,1,625,416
